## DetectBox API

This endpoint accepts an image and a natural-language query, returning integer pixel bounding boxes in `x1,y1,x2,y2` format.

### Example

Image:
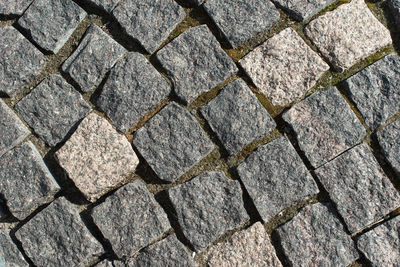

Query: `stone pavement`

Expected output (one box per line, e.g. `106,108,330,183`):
1,0,400,266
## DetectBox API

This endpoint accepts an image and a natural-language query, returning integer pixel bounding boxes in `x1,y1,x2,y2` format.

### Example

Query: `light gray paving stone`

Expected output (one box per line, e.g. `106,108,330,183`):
17,0,86,53
133,103,215,183
0,26,47,97
276,203,359,266
15,197,104,267
156,25,238,104
377,119,400,175
282,87,366,168
97,52,171,133
94,259,124,267
15,74,91,146
272,0,335,21
237,136,319,223
55,113,139,202
61,23,127,92
81,0,121,13
112,0,185,54
305,0,392,72
204,0,280,48
239,27,329,106
0,229,29,267
200,79,276,155
388,0,400,29
0,141,60,220
0,0,33,16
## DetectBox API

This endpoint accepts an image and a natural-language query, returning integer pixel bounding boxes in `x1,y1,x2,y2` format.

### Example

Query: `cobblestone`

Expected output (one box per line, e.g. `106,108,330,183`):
0,0,33,16
273,0,334,21
377,119,400,175
82,0,121,13
0,229,29,267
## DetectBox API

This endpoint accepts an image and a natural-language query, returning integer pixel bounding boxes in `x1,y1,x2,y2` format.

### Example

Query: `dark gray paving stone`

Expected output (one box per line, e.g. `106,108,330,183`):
81,0,121,13
0,0,33,16
167,171,249,251
0,26,47,97
204,0,280,48
91,181,170,258
133,103,215,183
388,0,400,29
156,25,238,104
62,23,127,92
18,0,86,53
276,203,359,266
97,52,171,133
282,87,366,168
237,136,319,223
0,230,29,267
315,143,400,234
15,74,91,146
0,141,60,220
272,0,335,21
200,79,276,155
377,119,400,176
112,0,185,54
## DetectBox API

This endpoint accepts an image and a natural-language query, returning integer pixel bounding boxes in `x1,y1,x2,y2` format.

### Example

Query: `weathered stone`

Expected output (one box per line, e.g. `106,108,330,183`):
94,259,124,267
276,203,359,266
343,54,400,130
167,171,249,251
377,119,400,175
97,52,171,133
133,103,214,183
55,113,139,202
18,0,86,53
0,26,47,97
239,28,329,106
305,0,392,72
282,87,366,168
112,0,185,54
272,0,335,21
0,230,29,267
204,0,280,48
15,74,91,146
388,0,400,29
237,136,319,222
81,0,121,13
0,0,33,16
206,222,282,267
0,141,60,220
156,25,238,104
200,79,276,155
315,143,400,234
62,23,126,92
15,197,104,266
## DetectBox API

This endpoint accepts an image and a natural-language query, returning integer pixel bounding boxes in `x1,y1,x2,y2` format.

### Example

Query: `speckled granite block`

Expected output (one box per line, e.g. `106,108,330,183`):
388,0,400,29
273,0,335,21
377,119,400,175
0,0,33,16
81,0,121,13
94,259,124,267
0,230,29,267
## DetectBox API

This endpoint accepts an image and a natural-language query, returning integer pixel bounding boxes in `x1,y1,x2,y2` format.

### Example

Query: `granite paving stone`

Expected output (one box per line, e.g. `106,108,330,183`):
200,79,276,155
156,25,238,104
61,23,127,92
81,0,121,13
377,119,400,175
203,0,280,48
276,203,359,266
94,259,124,267
0,229,29,267
237,136,319,223
282,87,366,168
305,0,392,72
272,0,335,21
388,0,400,29
55,113,139,202
15,74,91,146
133,103,215,183
17,0,87,53
15,197,104,266
167,171,249,251
0,141,60,220
239,28,329,106
0,0,33,16
315,143,400,234
97,52,171,133
112,0,185,54
0,26,47,97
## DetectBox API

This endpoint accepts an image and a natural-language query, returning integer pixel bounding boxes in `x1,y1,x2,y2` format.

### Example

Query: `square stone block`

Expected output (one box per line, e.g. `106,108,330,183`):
81,0,121,13
0,0,33,16
0,230,29,267
377,119,400,175
273,0,335,21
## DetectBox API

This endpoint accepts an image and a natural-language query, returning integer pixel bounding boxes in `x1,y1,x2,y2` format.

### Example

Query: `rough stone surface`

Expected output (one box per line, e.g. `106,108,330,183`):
156,25,238,104
55,113,139,202
388,0,400,29
343,53,400,130
62,23,126,92
0,0,33,16
206,222,282,267
0,229,29,267
81,0,121,13
239,28,329,106
0,141,60,220
133,103,215,183
200,79,276,155
315,143,400,234
0,26,47,97
305,0,392,72
17,0,87,53
237,136,319,222
15,74,91,146
276,203,359,266
15,197,104,266
94,259,124,267
112,0,185,54
377,119,400,175
282,87,366,168
97,52,171,133
167,171,249,251
204,0,280,48
273,0,335,21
